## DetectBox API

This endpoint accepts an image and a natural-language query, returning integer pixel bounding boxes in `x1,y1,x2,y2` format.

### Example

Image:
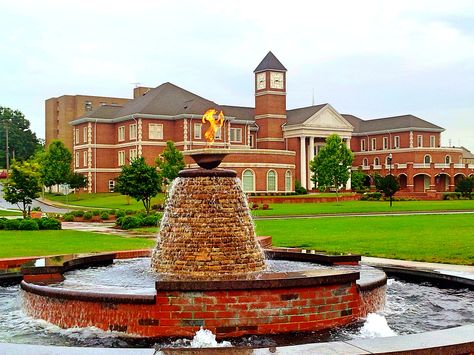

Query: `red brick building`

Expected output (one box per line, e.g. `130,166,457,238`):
60,52,473,193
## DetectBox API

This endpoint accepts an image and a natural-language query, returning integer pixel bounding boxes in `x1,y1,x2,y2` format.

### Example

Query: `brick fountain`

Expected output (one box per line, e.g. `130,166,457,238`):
20,110,386,339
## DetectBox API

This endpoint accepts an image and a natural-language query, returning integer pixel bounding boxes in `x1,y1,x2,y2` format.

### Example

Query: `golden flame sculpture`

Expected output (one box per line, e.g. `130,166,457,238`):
202,109,224,146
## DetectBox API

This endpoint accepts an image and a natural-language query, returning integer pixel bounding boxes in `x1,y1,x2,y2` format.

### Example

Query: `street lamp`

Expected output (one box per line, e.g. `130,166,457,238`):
4,120,9,175
388,153,393,207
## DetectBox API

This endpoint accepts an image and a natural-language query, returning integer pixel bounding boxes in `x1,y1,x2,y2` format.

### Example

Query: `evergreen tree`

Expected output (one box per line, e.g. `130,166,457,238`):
39,140,73,189
156,141,185,191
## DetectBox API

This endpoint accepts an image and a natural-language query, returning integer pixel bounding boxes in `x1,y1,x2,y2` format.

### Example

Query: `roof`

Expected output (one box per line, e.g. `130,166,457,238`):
460,147,474,159
78,104,123,119
342,114,444,133
286,104,327,125
254,51,287,73
116,82,220,117
220,105,255,121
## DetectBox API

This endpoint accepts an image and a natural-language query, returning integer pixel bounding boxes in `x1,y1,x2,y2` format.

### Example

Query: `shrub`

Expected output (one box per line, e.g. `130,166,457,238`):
63,213,74,222
120,216,142,230
251,203,259,210
92,210,100,216
108,209,117,216
443,192,462,200
37,217,62,230
83,211,93,220
295,180,307,195
72,210,84,217
4,219,20,230
115,210,126,218
262,204,269,210
0,218,7,230
125,209,134,215
19,219,39,230
142,214,160,227
100,211,109,220
360,192,382,201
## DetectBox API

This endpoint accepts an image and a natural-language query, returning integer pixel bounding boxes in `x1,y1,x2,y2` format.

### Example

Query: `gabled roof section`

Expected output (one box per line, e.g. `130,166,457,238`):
342,114,444,134
117,82,220,117
254,51,287,73
220,105,255,121
286,104,327,125
78,104,124,119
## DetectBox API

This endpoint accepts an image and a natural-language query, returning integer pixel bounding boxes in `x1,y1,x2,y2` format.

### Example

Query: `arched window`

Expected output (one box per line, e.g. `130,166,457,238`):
374,157,380,166
424,155,431,164
267,170,277,192
445,155,451,164
285,170,292,192
242,169,255,192
385,156,391,166
363,158,368,167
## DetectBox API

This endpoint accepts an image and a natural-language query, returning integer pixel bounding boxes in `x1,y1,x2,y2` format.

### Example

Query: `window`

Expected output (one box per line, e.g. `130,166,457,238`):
385,155,392,166
230,128,242,142
193,123,202,139
75,152,79,168
215,126,222,140
108,180,115,192
371,138,376,150
424,155,431,164
394,136,400,149
383,137,388,150
149,123,163,140
267,170,277,192
83,151,87,167
118,151,125,166
83,127,88,143
129,148,137,161
75,129,80,144
249,134,254,148
445,155,451,164
285,170,292,192
363,158,368,167
118,126,125,142
84,101,92,111
361,139,366,151
242,169,255,192
430,135,436,147
129,124,137,140
374,157,380,166
417,135,423,147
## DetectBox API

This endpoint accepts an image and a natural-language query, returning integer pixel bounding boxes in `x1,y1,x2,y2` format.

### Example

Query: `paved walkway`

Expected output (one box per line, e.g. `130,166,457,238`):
61,221,156,239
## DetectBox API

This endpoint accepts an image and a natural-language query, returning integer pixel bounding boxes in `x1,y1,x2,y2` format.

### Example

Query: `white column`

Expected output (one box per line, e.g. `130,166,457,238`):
345,138,352,190
300,136,307,189
308,137,315,189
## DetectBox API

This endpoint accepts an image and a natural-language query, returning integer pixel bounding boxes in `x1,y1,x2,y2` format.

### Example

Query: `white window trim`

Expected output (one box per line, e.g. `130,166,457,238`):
214,126,222,140
361,139,366,151
82,151,87,167
445,155,451,164
417,135,423,147
194,123,202,140
129,124,137,140
83,127,87,143
371,138,376,151
424,154,432,164
118,126,125,142
383,137,388,150
285,170,292,192
430,135,436,147
149,123,164,140
266,169,277,192
242,169,256,192
130,148,137,161
394,136,400,149
75,129,80,144
118,150,125,166
230,127,242,143
75,152,80,168
363,158,368,167
374,157,380,166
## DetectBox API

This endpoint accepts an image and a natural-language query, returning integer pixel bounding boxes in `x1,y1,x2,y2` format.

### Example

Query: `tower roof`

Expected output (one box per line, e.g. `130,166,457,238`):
254,51,287,73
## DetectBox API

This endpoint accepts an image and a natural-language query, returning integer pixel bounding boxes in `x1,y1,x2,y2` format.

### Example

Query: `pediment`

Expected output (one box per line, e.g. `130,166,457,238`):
304,105,353,130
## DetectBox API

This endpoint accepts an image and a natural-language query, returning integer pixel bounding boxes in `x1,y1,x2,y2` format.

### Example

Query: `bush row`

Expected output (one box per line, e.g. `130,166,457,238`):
443,192,472,200
360,192,417,201
0,217,61,230
115,214,161,230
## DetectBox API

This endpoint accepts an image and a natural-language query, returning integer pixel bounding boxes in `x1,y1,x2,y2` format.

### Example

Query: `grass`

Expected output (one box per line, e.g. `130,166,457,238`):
44,192,165,211
252,192,355,199
0,230,155,258
0,210,22,216
255,214,474,265
252,200,474,216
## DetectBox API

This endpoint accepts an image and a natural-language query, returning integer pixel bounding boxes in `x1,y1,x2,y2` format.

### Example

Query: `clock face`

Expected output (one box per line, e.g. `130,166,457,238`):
256,73,266,90
270,72,284,89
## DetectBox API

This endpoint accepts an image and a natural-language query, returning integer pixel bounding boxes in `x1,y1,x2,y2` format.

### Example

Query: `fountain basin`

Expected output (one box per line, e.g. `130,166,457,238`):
19,250,386,338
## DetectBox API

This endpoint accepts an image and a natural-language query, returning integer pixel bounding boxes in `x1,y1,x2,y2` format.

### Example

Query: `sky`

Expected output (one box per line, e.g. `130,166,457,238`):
0,0,473,150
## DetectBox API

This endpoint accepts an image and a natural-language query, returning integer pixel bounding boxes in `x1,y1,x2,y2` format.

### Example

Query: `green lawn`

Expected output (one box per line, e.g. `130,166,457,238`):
0,230,155,258
255,214,474,265
44,192,166,211
0,210,22,216
252,200,474,216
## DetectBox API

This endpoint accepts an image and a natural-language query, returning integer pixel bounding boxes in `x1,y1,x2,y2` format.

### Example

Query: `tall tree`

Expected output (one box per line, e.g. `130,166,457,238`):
67,172,88,198
115,156,160,214
0,106,41,168
155,141,185,191
39,140,73,189
377,174,401,206
310,134,353,202
2,160,42,218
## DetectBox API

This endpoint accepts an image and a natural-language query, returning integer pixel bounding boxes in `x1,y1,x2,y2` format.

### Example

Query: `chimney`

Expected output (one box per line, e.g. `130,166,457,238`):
133,87,151,99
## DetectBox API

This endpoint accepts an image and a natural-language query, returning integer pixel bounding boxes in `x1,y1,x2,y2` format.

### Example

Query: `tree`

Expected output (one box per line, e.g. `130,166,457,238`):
68,172,88,198
2,160,42,218
0,106,41,168
310,134,353,202
115,156,160,214
455,176,473,199
351,169,368,192
155,141,185,191
377,174,400,207
39,140,73,189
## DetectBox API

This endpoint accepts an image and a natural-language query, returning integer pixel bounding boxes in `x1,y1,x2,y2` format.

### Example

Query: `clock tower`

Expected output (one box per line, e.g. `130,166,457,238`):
254,51,287,150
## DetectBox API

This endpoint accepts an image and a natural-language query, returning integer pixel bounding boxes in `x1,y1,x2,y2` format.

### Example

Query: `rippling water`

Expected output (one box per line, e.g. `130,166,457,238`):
1,259,473,348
